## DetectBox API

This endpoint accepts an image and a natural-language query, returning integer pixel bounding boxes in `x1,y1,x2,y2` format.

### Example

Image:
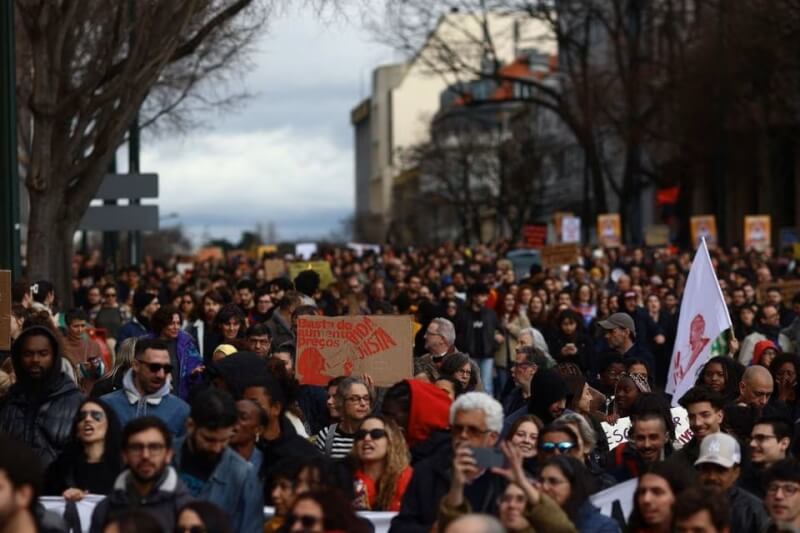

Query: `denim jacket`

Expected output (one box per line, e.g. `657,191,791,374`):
173,438,264,533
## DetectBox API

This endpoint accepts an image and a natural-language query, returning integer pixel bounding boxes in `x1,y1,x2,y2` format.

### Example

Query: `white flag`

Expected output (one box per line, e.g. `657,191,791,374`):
666,238,732,405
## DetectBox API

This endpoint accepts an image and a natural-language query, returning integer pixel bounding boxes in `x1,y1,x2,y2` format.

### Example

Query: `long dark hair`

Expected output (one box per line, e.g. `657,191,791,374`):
177,501,232,533
541,455,595,516
696,356,744,403
440,353,477,391
627,461,691,531
291,489,369,533
70,398,122,472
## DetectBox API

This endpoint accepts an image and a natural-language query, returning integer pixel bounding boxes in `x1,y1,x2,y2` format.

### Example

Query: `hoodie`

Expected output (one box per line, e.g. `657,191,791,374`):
101,368,190,437
405,379,452,447
0,326,83,468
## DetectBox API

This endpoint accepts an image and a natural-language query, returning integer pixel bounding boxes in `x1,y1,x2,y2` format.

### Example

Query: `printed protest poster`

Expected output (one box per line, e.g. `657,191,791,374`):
296,315,413,387
597,214,622,248
0,271,10,351
602,407,691,451
690,215,718,248
744,215,772,251
553,212,573,243
540,244,580,270
287,261,335,289
561,216,582,244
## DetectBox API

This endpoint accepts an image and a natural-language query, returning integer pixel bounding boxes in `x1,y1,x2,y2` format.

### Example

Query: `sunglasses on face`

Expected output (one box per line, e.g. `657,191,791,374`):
77,410,105,422
539,441,576,453
138,360,174,374
286,514,321,529
355,428,387,442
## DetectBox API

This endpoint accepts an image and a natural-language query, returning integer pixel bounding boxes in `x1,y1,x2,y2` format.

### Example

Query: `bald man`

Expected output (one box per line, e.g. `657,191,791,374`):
737,366,773,414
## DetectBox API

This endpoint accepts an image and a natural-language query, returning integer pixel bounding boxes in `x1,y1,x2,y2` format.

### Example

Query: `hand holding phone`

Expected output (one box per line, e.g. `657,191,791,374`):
470,447,505,469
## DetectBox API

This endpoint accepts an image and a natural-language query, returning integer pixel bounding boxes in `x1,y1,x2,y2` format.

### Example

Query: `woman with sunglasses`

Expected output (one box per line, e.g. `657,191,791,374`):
351,416,413,511
286,489,369,533
539,456,619,532
175,501,232,533
44,399,122,500
537,424,584,466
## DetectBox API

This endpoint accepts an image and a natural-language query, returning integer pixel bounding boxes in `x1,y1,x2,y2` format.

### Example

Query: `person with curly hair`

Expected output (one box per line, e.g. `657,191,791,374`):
351,415,413,511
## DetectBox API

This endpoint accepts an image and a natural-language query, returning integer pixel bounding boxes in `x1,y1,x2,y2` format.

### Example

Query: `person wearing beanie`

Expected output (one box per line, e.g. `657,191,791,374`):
117,290,160,344
501,368,568,438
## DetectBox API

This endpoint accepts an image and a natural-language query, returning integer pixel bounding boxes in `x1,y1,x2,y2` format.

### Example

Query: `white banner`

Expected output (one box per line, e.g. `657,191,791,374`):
665,238,732,404
601,407,693,450
591,478,636,522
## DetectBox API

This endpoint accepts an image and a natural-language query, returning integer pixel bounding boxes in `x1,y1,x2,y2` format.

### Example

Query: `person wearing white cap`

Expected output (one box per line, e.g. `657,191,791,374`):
695,432,769,533
597,312,655,373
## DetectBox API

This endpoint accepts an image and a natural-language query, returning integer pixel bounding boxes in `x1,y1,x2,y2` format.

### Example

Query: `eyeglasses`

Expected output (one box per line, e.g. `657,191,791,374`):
751,434,778,444
104,292,116,298
355,428,387,441
176,527,206,533
137,360,174,374
767,483,800,496
346,395,371,404
539,441,576,453
125,442,167,455
455,368,472,376
77,410,105,422
451,424,491,438
286,514,322,529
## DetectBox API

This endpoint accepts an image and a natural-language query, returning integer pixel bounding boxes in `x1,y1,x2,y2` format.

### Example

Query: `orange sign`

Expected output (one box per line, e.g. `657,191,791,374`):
597,214,622,248
690,215,718,248
744,215,771,251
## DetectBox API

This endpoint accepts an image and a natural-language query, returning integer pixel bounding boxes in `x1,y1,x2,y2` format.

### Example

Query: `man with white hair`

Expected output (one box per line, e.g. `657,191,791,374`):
444,514,505,533
414,317,459,380
390,392,506,533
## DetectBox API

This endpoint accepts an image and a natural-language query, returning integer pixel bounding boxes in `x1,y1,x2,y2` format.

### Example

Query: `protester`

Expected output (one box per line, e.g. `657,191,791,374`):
668,386,725,476
117,290,159,344
763,458,800,531
245,323,272,359
315,376,372,459
741,416,791,497
189,289,225,362
175,501,232,533
695,432,769,533
44,398,122,499
502,345,548,414
607,397,674,482
494,292,531,394
770,353,800,419
627,462,691,533
150,305,203,400
414,317,458,381
672,486,731,533
266,292,301,348
287,489,369,533
505,414,542,473
597,312,655,373
0,325,83,468
62,308,104,393
460,283,501,396
440,353,480,393
101,338,190,437
173,388,263,533
0,435,45,533
351,415,413,511
696,357,745,405
229,399,265,470
90,417,193,533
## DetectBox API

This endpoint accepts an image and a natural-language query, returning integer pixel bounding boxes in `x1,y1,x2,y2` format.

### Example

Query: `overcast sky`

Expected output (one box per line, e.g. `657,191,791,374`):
140,4,397,246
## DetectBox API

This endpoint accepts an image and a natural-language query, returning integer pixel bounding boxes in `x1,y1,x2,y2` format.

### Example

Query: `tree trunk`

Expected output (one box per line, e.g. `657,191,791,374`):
26,189,81,309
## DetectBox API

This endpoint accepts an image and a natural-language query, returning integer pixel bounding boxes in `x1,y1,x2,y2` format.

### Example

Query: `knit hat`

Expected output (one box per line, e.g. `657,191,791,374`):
528,369,568,422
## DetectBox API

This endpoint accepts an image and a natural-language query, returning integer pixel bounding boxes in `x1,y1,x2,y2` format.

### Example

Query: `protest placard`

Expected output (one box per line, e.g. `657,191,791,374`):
0,271,10,351
295,242,318,259
690,215,718,248
597,214,622,247
561,216,582,244
540,244,580,270
744,215,771,251
591,478,636,524
602,406,692,451
263,259,286,280
295,315,413,387
287,261,335,289
522,224,547,248
644,225,670,247
757,280,800,305
195,246,224,263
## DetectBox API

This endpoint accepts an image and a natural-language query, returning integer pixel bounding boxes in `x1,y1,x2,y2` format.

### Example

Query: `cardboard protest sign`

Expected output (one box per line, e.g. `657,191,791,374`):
553,212,573,243
296,315,413,387
644,225,670,247
561,216,581,244
0,271,10,351
744,215,771,251
597,214,622,247
690,215,718,248
540,244,580,270
255,244,278,259
287,261,335,289
602,407,691,451
196,246,224,263
522,225,546,248
757,280,800,306
263,259,286,281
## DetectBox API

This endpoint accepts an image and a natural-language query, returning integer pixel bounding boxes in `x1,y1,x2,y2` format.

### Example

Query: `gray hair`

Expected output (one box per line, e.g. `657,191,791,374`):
555,412,597,452
450,392,504,434
519,327,551,356
334,376,371,411
431,317,456,347
445,514,505,533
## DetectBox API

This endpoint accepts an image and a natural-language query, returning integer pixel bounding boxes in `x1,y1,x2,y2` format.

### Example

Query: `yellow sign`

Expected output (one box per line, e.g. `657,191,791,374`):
690,215,717,248
597,214,622,248
744,215,771,251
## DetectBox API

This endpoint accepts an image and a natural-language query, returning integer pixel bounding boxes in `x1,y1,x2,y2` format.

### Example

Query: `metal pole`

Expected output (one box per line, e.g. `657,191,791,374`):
0,1,21,278
128,0,142,267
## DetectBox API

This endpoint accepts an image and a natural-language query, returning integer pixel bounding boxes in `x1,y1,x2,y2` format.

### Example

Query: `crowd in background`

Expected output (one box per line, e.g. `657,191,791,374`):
3,241,800,532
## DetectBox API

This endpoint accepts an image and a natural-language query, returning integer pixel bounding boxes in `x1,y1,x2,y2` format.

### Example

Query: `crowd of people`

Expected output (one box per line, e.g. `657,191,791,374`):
2,240,800,532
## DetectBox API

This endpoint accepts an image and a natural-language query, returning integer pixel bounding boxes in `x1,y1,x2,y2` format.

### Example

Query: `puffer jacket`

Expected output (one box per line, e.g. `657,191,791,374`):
0,326,83,469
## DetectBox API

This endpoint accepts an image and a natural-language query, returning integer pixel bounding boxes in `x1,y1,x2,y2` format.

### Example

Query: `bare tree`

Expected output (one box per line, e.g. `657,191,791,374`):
14,0,273,304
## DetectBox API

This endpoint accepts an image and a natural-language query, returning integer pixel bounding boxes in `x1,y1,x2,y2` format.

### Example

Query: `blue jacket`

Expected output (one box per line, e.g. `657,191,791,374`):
117,317,147,344
576,501,620,533
173,439,264,533
101,370,190,437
